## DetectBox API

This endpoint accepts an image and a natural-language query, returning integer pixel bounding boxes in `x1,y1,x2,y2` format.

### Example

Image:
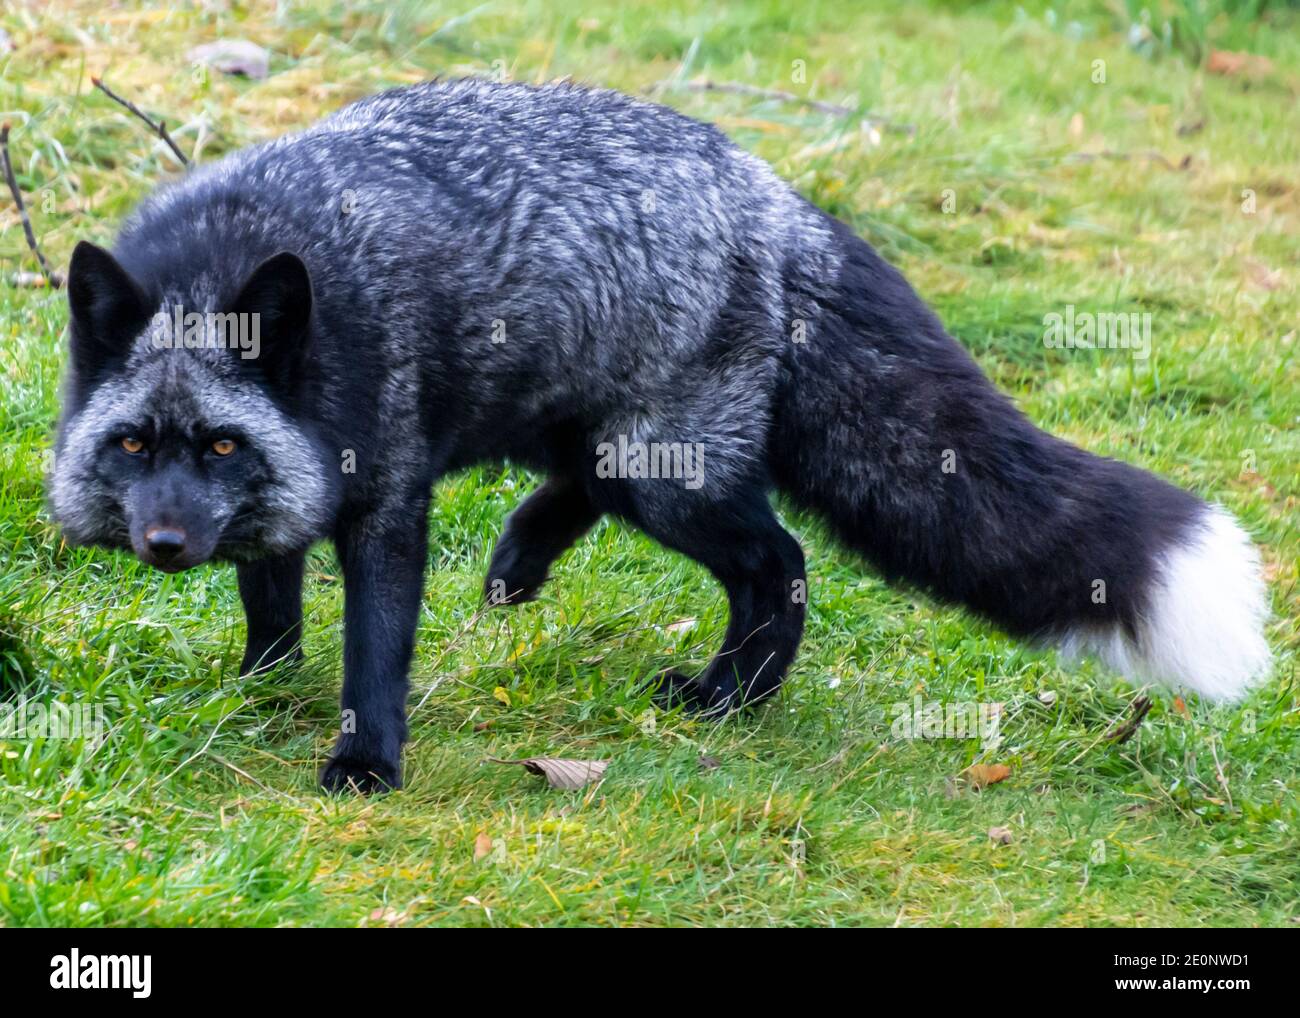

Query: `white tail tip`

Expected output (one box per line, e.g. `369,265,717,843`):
1063,506,1272,701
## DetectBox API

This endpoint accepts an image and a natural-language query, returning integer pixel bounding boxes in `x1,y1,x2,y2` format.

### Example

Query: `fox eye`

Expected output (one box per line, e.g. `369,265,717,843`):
211,439,237,457
120,437,144,454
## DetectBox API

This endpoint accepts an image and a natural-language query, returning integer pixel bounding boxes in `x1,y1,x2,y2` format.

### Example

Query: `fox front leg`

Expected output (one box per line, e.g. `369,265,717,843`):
237,552,306,676
321,503,430,794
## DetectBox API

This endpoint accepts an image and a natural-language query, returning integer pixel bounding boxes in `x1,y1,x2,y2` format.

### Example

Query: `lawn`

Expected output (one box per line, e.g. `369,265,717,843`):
0,0,1296,927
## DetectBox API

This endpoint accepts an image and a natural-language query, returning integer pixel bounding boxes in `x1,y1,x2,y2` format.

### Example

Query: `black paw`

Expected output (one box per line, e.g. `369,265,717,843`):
319,754,401,795
648,669,735,717
483,541,549,606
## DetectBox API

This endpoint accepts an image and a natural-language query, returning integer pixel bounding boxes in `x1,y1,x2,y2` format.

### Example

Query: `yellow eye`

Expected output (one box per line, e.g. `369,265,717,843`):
211,439,237,456
121,437,144,454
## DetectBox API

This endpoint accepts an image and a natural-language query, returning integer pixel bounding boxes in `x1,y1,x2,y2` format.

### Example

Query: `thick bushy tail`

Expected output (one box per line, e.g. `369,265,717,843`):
771,220,1271,701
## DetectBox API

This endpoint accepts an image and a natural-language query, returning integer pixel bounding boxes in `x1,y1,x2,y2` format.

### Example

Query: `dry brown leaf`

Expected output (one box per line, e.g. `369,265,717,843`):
1245,259,1283,291
490,756,609,790
473,832,493,861
1237,470,1278,499
988,825,1013,845
1207,49,1273,78
963,763,1011,789
1208,50,1248,75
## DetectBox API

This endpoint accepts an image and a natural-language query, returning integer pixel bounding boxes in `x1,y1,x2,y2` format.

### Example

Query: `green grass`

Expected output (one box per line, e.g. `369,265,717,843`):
1,0,1297,926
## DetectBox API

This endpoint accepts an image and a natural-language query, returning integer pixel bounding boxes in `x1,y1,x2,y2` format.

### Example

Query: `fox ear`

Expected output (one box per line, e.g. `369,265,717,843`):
232,252,313,383
66,241,150,375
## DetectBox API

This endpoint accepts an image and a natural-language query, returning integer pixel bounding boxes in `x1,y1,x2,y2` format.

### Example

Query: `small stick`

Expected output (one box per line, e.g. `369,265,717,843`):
92,75,189,167
1106,695,1153,744
1066,149,1180,171
680,79,855,116
0,121,63,288
649,77,915,134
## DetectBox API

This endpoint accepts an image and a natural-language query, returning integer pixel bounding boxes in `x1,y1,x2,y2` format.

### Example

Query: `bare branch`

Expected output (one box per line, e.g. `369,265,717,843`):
92,75,190,167
1,121,63,288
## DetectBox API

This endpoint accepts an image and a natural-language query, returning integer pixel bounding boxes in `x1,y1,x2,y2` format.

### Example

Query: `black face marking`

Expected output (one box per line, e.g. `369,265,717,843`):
52,341,336,565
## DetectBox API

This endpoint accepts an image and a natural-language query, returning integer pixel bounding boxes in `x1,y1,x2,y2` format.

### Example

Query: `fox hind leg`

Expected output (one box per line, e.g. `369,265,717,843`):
616,484,807,714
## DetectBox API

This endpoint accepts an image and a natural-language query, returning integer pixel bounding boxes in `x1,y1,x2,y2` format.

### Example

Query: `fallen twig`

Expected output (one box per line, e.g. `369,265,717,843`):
675,79,854,116
1066,149,1189,171
648,77,915,135
1105,695,1152,744
92,75,189,167
1,121,63,288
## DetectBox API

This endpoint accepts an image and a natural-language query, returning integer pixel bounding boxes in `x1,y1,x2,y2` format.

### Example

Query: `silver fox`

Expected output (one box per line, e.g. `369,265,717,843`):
50,80,1271,792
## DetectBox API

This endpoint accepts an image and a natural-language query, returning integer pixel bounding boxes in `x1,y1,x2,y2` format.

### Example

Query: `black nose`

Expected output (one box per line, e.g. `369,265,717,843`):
144,527,187,562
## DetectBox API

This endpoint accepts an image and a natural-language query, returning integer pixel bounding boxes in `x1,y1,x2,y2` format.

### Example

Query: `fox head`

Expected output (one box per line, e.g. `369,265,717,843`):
49,242,336,572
